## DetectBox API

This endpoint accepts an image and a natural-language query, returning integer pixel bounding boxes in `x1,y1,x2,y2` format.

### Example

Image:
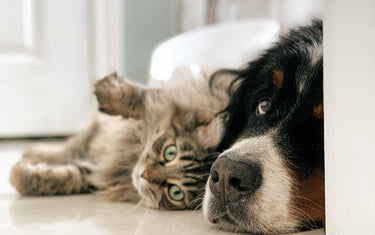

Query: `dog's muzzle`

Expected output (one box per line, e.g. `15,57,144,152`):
209,153,262,202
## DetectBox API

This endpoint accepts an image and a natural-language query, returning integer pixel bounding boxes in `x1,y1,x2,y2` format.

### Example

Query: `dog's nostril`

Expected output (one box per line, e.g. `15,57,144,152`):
209,163,224,199
211,170,219,183
229,177,242,191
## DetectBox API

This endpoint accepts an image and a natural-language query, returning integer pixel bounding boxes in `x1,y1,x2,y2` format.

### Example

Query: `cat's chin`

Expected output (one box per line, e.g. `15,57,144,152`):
131,164,144,194
131,163,159,209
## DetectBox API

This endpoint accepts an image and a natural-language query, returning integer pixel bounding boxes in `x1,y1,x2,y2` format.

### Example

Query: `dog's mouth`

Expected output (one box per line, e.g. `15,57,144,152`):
210,214,248,233
206,202,253,232
204,180,256,233
204,193,292,234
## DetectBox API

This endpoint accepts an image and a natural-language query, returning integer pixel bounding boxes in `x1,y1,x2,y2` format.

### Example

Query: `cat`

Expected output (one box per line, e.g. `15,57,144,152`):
10,66,233,210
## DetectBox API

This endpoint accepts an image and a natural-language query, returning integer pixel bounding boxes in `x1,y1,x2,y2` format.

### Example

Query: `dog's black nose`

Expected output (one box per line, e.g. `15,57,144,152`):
209,154,262,202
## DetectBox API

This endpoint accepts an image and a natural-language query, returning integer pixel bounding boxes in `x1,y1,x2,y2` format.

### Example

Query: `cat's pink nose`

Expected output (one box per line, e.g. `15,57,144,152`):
141,170,149,181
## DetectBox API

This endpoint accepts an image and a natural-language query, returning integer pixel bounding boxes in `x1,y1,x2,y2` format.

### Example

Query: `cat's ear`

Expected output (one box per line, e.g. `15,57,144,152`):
194,117,223,149
172,105,223,148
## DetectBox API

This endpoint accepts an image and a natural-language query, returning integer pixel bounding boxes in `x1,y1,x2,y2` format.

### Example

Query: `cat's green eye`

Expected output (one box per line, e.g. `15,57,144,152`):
168,185,184,201
163,145,177,162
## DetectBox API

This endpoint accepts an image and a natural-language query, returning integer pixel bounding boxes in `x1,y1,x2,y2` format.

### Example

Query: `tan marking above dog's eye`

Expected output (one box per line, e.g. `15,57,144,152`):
272,70,284,88
313,103,324,119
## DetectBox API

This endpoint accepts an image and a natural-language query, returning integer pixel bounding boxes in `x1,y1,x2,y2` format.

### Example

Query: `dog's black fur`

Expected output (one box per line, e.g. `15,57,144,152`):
203,20,324,234
219,20,324,176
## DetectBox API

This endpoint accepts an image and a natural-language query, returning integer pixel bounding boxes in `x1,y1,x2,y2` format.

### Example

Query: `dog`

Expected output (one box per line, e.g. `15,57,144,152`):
203,20,324,234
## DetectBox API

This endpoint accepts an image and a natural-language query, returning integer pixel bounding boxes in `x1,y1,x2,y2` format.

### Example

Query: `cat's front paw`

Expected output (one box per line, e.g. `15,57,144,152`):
95,72,126,116
94,72,145,119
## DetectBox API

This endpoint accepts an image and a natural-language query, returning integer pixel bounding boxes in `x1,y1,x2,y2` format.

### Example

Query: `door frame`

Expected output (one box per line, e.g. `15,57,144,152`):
89,0,125,81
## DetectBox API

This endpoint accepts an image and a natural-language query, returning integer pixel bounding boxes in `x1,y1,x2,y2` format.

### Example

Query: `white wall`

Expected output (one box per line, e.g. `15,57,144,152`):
325,0,375,233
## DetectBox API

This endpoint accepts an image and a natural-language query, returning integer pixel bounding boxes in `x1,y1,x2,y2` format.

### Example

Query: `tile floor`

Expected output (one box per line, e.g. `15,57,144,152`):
0,140,324,235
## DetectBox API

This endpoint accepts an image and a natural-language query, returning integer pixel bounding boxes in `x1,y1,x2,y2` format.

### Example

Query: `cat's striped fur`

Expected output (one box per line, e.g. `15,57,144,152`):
10,66,233,209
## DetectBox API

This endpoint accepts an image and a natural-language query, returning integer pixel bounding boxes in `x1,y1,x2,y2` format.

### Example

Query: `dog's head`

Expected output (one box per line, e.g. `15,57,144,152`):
203,20,324,234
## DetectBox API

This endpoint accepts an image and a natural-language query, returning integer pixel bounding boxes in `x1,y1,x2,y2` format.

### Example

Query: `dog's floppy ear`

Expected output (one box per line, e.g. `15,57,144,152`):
216,63,258,152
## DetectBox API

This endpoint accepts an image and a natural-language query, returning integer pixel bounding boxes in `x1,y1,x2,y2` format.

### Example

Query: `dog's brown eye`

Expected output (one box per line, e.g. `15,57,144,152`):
256,99,271,116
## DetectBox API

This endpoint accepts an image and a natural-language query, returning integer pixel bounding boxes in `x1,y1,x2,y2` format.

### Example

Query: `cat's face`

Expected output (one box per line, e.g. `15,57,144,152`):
132,108,220,210
94,67,230,208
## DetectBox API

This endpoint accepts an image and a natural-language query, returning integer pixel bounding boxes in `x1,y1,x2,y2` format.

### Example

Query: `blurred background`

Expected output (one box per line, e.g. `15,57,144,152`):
125,0,322,84
2,1,375,234
0,0,322,138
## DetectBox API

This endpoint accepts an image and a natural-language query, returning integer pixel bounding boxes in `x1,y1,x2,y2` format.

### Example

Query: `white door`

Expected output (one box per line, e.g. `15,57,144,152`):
0,0,124,137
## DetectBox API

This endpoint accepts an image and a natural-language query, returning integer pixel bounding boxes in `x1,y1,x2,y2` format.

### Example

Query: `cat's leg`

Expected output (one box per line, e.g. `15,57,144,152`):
23,120,98,163
10,121,99,195
94,72,152,119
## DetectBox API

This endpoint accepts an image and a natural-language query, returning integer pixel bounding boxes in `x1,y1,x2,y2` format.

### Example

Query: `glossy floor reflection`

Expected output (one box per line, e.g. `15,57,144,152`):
4,194,229,235
0,140,324,235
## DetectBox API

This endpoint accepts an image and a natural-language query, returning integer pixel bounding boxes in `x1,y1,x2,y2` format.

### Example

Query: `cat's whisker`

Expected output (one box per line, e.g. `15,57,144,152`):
128,198,145,213
133,207,151,235
188,192,206,210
